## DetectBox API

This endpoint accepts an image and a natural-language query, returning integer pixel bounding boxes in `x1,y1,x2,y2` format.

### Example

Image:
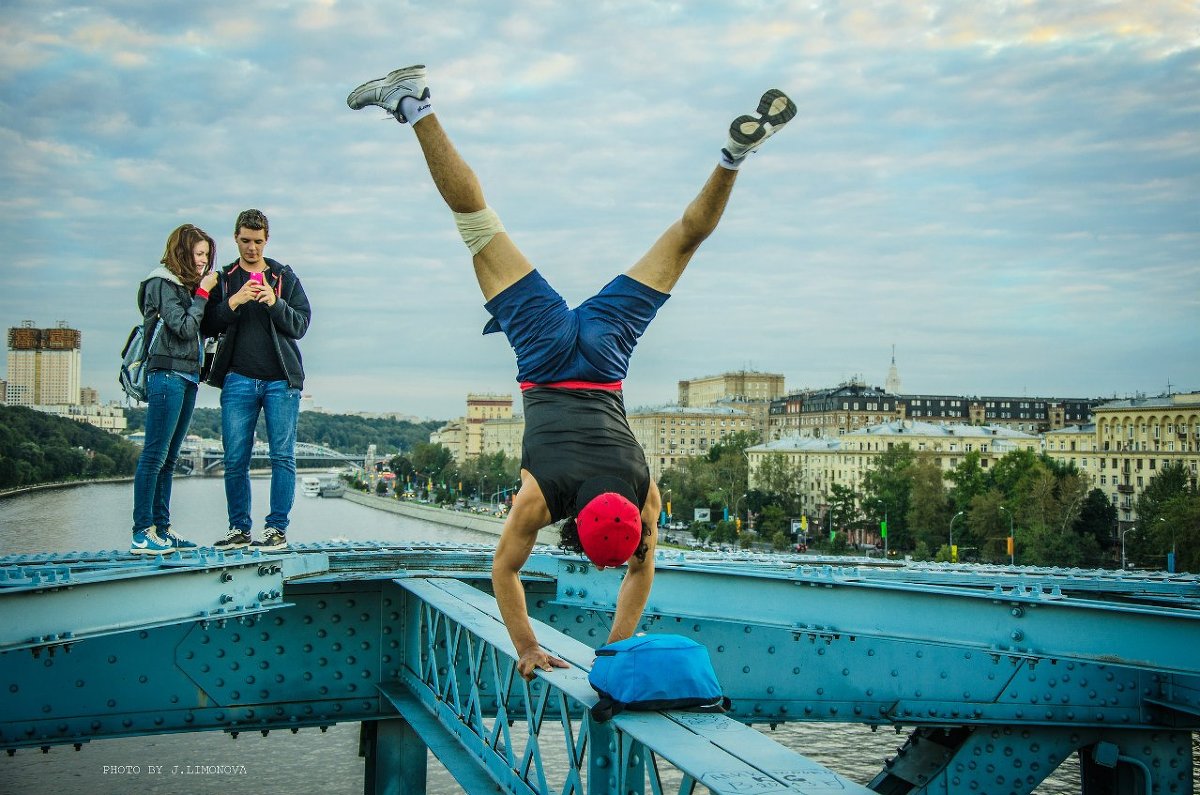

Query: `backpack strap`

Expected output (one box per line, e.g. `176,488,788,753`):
589,695,623,724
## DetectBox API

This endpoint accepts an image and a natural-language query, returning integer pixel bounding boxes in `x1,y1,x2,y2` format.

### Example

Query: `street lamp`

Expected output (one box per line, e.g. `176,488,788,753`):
1120,526,1138,570
998,505,1014,565
949,510,965,562
734,493,747,529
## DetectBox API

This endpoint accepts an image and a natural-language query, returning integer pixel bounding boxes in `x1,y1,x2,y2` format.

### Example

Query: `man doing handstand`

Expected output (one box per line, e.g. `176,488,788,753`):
347,65,794,680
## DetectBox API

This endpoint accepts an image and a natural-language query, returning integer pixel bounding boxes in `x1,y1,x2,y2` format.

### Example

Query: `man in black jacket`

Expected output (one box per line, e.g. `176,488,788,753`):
201,209,312,551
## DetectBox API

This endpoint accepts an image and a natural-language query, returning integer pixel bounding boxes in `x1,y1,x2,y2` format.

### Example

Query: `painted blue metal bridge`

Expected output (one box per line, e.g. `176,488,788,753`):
2,542,1197,794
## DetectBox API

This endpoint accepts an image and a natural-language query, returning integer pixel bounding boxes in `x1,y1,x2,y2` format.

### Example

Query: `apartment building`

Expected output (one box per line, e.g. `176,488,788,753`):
768,382,1096,441
898,394,1094,434
678,370,785,407
33,403,127,433
629,405,755,480
480,415,525,461
747,420,1040,519
767,382,900,440
1043,393,1200,526
433,393,515,462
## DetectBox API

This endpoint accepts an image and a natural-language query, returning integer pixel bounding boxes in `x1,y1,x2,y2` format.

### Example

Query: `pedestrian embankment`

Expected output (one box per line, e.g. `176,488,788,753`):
341,491,560,545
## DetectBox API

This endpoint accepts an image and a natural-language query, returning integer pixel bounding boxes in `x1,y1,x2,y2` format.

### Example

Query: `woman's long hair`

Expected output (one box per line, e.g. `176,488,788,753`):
160,224,215,292
559,515,652,564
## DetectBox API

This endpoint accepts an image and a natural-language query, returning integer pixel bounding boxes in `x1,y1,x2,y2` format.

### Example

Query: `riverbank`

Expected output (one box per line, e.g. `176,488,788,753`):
0,470,276,501
0,476,133,500
340,491,561,545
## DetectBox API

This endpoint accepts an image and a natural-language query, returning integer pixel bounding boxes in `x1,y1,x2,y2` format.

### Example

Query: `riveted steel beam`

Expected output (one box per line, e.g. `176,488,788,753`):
0,551,328,655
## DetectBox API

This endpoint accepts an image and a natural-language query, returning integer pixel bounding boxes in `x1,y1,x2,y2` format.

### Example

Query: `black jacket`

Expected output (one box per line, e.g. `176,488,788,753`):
139,266,207,376
200,258,312,389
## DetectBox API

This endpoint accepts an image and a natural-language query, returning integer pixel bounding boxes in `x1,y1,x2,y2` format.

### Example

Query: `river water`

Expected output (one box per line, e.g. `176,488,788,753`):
0,476,1175,794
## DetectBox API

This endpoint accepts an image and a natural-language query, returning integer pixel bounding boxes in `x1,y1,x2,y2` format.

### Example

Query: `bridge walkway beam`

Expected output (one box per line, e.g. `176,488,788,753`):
375,576,874,794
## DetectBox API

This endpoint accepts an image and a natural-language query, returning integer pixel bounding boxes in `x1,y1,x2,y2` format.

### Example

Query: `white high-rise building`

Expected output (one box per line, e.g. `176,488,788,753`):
6,322,82,406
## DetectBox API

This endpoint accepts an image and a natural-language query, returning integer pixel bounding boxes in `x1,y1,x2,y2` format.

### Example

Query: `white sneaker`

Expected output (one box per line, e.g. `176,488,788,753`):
346,65,429,121
722,88,797,161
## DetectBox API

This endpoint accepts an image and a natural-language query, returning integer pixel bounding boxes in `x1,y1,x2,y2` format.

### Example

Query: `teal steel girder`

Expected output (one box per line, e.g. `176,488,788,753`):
866,725,1195,795
551,559,1200,676
0,549,328,654
1,580,390,751
2,542,1198,793
386,576,874,794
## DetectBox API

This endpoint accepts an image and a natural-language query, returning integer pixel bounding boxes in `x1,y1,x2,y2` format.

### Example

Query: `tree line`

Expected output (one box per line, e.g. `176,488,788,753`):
384,444,520,504
0,406,140,489
1,406,444,490
657,432,1198,571
124,407,442,455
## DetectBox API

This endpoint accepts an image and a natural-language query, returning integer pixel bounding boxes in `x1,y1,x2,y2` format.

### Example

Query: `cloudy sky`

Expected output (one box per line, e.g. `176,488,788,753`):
2,1,1196,421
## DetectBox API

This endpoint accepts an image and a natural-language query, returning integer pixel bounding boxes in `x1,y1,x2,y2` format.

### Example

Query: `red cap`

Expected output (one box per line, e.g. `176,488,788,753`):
575,478,642,567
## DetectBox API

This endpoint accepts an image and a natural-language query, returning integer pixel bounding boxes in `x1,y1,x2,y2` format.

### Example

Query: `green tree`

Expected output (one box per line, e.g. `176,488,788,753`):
124,407,442,455
0,406,140,488
1075,487,1117,555
967,489,1009,563
827,483,860,545
706,430,757,514
757,503,788,538
410,442,453,478
946,451,989,512
754,453,802,513
862,444,917,550
1133,462,1200,572
907,458,952,557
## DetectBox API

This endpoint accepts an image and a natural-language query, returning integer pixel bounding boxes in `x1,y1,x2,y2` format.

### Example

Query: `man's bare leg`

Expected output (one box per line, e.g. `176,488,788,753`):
625,166,737,294
408,116,533,301
347,66,531,302
626,87,797,294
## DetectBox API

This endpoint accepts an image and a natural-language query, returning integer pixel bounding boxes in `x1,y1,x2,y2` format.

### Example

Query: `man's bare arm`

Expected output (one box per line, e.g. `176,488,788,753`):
491,470,568,680
605,481,661,644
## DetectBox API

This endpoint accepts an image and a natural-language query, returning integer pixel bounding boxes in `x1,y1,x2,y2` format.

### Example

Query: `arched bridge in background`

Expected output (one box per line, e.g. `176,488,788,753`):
2,543,1198,794
174,440,368,475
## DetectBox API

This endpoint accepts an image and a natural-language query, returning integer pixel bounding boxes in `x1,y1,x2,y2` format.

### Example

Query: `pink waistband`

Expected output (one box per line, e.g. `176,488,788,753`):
520,380,623,391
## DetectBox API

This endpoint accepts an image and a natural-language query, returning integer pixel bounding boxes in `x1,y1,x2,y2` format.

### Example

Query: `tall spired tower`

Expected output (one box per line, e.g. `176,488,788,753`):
885,345,902,395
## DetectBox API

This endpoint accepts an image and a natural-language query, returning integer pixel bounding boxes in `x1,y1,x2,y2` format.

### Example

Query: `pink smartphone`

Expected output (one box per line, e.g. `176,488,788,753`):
249,272,264,285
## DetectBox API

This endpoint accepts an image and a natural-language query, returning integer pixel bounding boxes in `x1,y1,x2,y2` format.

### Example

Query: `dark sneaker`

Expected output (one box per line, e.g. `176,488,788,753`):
250,528,287,552
214,528,252,551
130,528,172,555
346,64,428,121
722,88,797,161
158,526,198,550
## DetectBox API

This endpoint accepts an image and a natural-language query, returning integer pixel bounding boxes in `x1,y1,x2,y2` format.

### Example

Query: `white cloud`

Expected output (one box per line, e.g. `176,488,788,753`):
0,0,1196,417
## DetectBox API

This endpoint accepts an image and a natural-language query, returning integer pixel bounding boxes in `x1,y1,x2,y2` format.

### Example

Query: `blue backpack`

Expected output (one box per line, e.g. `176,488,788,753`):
588,634,731,722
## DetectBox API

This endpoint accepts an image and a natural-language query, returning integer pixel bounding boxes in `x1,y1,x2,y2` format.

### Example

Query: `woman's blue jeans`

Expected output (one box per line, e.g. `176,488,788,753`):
132,370,198,534
220,372,300,533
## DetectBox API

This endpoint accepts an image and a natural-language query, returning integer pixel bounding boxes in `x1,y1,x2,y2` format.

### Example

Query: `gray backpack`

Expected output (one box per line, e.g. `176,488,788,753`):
119,314,161,403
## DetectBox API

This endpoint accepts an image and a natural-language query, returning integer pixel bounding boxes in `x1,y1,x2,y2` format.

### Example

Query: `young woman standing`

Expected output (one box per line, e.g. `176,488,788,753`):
130,224,218,554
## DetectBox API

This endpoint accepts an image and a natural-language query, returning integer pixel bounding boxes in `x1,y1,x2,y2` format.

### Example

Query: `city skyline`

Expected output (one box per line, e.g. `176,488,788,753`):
3,317,1185,423
2,2,1196,418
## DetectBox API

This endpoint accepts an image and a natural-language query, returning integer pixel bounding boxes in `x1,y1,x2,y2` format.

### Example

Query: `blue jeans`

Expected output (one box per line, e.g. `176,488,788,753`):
221,372,300,532
132,370,198,534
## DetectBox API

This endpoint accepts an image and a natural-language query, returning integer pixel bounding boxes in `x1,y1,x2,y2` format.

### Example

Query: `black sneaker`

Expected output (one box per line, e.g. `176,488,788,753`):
214,528,252,551
250,527,287,552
